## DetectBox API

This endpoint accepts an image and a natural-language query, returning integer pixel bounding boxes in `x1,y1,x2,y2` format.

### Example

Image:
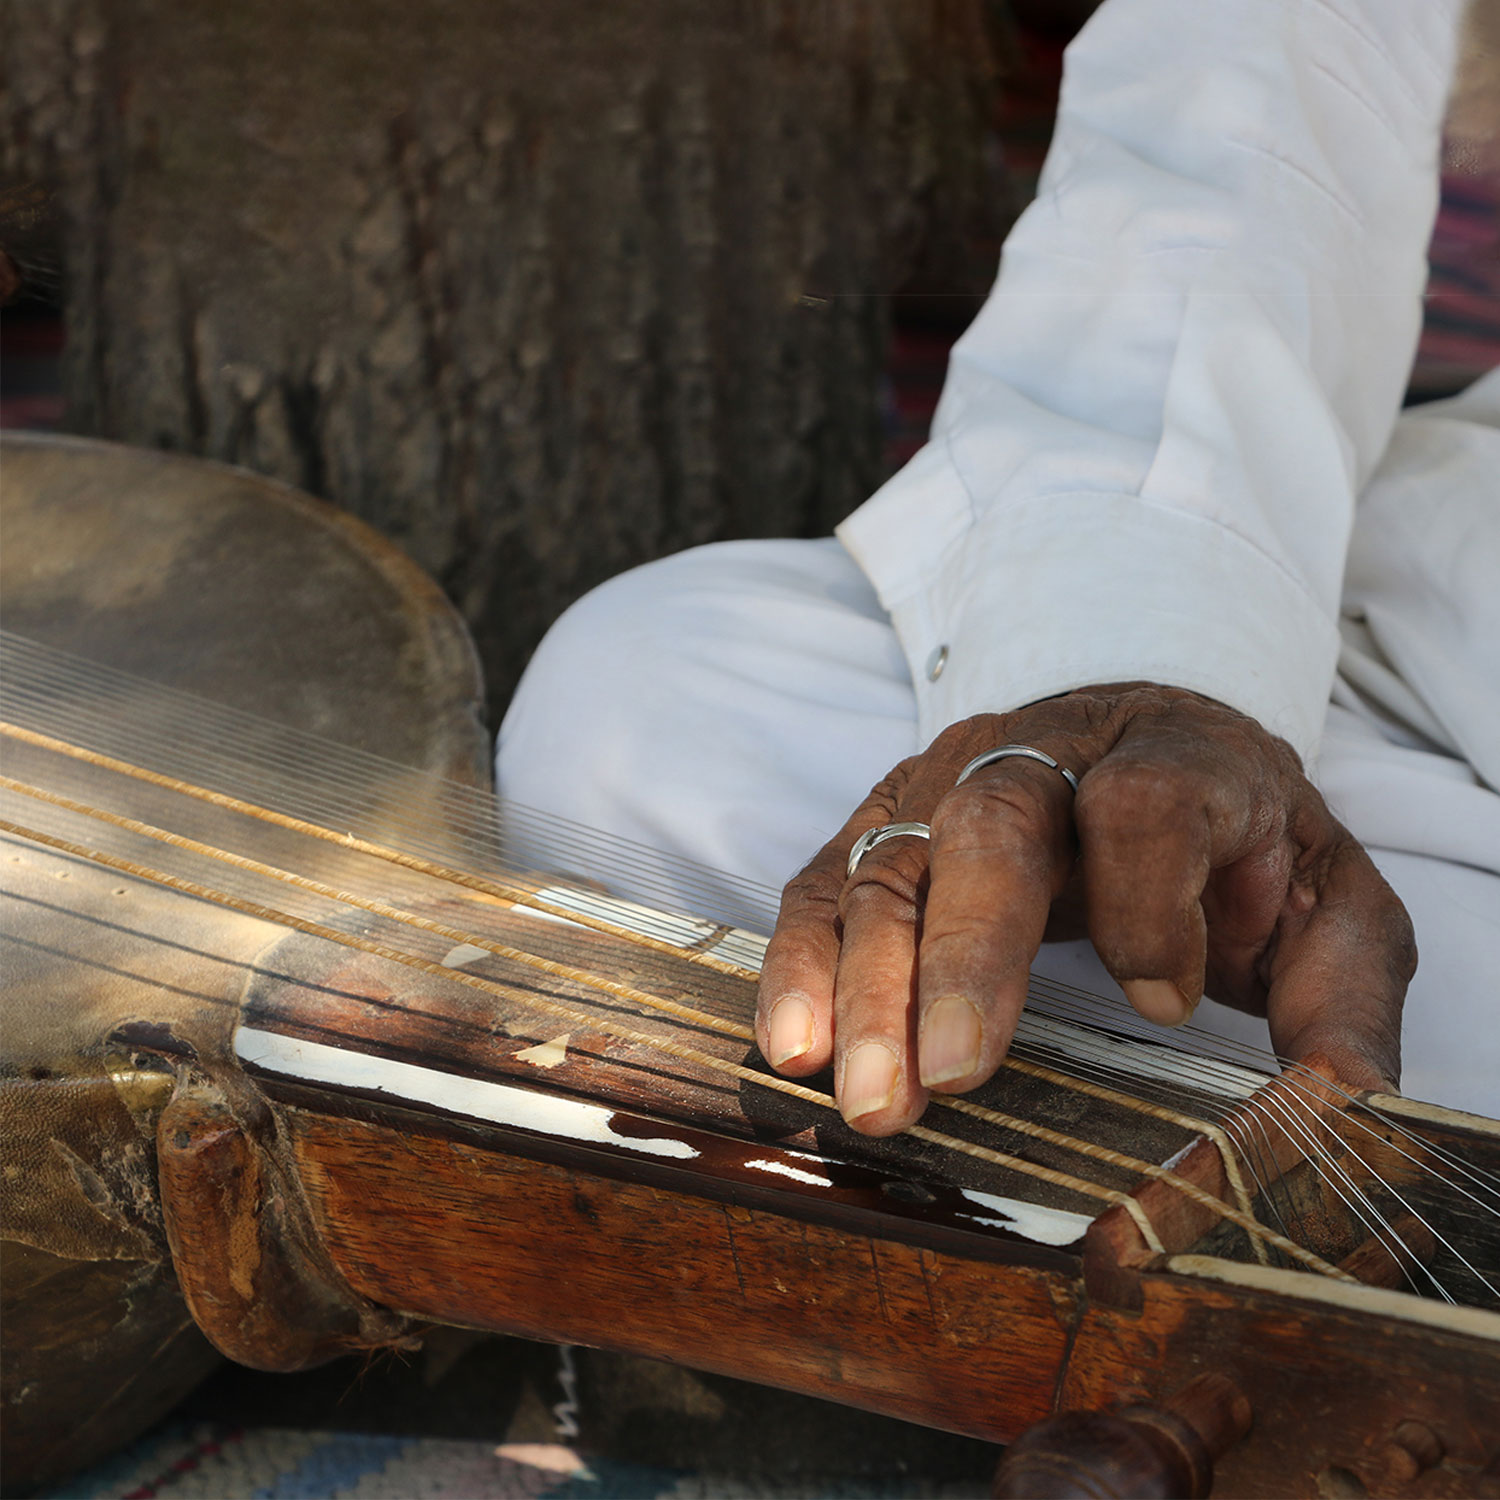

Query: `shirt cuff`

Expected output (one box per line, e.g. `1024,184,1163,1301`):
847,488,1341,766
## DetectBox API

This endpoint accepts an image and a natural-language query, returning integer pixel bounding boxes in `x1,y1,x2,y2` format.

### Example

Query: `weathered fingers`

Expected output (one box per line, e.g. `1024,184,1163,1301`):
916,759,1077,1095
1262,827,1413,1093
756,683,1417,1137
1073,727,1284,1026
831,835,933,1130
757,770,919,1082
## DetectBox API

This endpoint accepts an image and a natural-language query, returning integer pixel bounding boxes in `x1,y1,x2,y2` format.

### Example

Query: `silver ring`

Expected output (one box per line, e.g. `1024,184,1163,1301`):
846,820,931,878
955,745,1080,794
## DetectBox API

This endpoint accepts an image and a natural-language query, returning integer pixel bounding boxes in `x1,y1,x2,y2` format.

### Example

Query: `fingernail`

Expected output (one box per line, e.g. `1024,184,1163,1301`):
767,994,815,1066
1122,978,1196,1027
919,995,983,1086
841,1042,898,1121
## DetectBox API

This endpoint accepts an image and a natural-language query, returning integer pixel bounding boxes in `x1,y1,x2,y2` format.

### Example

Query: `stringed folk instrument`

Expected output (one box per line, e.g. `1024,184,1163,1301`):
3,440,1498,1499
5,635,1500,1500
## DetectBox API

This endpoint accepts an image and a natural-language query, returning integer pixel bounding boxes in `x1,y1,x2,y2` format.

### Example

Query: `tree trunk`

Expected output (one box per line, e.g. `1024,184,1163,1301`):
1,0,1007,710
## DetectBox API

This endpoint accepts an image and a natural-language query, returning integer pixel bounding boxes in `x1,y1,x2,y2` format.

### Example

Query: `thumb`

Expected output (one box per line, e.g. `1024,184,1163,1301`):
1263,840,1413,1096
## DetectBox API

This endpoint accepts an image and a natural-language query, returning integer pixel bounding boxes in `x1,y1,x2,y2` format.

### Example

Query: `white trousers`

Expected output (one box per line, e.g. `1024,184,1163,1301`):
498,480,1500,1120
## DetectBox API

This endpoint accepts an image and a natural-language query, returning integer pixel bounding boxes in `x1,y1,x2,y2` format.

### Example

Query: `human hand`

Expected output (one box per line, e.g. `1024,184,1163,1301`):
755,683,1413,1134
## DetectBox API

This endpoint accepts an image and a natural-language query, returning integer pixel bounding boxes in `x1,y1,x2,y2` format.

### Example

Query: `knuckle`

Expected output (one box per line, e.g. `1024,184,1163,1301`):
932,782,1066,895
868,757,921,812
935,778,1054,851
841,852,926,920
778,864,841,922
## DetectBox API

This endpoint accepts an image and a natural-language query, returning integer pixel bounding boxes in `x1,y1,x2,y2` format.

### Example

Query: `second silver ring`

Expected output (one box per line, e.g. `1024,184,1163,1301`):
846,820,931,878
955,744,1080,795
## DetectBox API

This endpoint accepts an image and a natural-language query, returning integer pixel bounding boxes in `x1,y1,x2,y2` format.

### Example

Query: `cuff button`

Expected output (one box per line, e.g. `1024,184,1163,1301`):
925,644,948,682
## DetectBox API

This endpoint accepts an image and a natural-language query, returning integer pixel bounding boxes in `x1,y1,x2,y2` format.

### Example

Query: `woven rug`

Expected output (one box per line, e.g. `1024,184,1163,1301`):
36,1337,999,1500
42,1424,991,1500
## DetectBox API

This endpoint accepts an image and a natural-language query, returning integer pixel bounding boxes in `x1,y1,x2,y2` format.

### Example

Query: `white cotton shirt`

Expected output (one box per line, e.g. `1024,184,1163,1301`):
837,0,1473,767
497,0,1500,1110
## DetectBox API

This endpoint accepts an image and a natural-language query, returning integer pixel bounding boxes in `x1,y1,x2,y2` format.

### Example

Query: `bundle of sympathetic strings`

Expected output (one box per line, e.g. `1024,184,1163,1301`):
2,629,1497,1309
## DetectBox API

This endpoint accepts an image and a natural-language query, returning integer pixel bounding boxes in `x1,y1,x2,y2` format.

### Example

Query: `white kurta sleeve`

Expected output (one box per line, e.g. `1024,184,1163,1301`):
836,0,1467,762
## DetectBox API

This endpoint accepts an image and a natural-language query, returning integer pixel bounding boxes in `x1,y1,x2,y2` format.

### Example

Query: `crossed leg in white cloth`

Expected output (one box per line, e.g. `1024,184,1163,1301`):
498,382,1500,1118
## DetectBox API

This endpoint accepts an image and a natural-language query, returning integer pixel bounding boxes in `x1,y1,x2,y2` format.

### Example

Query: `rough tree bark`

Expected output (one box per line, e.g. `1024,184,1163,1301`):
0,0,1008,710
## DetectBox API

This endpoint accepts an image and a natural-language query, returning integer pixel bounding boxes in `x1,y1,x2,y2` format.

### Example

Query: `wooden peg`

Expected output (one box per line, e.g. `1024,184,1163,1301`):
993,1373,1251,1499
157,1083,414,1370
1373,1419,1444,1486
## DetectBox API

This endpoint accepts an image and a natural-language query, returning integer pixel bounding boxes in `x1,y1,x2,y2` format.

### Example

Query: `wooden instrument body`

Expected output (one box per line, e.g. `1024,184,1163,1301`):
113,878,1500,1500
5,432,1500,1499
170,1073,1500,1499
